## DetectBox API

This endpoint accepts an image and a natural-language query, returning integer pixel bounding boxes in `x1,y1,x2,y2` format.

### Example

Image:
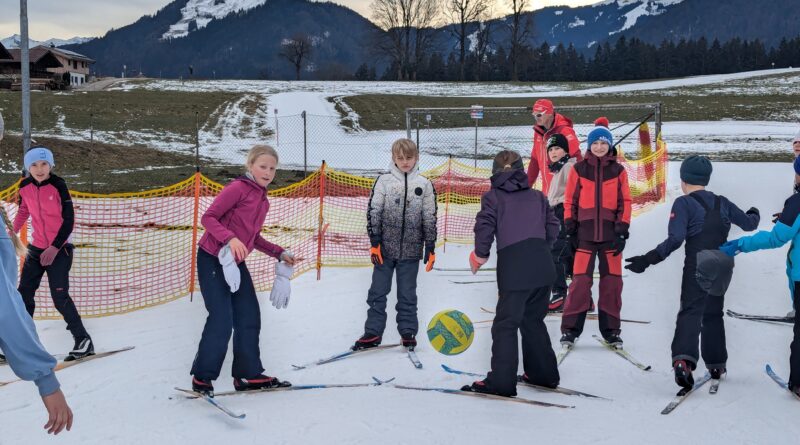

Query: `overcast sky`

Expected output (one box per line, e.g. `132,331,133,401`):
0,0,599,40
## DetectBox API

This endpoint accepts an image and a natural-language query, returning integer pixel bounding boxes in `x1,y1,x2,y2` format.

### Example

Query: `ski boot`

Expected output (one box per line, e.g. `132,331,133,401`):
461,379,506,396
560,331,578,347
673,359,694,390
709,368,726,380
234,374,291,391
352,333,382,351
602,334,623,349
65,336,95,362
401,333,417,350
192,376,214,397
519,373,558,389
548,293,565,313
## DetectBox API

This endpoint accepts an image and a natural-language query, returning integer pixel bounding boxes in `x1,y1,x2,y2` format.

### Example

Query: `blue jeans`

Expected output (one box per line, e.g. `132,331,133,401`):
190,249,264,381
363,258,420,337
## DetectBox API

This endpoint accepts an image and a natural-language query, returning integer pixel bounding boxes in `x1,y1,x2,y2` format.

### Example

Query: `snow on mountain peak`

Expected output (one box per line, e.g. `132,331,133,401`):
162,0,268,40
600,0,686,35
1,34,93,48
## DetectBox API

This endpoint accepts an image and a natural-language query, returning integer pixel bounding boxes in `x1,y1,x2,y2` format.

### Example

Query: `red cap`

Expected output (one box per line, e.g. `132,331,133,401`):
594,116,609,128
532,99,554,115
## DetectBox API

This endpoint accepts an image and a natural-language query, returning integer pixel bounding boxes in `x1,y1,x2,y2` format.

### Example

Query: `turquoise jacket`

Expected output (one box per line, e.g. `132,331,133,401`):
735,192,800,297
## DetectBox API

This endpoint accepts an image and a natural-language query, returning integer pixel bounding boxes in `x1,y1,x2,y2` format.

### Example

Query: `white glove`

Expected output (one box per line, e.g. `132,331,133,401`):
218,243,241,293
269,261,293,309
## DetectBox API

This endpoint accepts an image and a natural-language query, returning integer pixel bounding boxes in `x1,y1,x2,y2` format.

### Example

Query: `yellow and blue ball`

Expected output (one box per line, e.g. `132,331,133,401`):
426,309,474,355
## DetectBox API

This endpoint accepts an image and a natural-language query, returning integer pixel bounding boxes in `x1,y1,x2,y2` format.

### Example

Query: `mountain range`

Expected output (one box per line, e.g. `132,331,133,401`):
34,0,800,79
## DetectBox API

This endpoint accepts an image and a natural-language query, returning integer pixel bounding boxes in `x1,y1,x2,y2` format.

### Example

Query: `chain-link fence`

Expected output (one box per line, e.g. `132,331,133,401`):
0,102,661,193
406,103,662,171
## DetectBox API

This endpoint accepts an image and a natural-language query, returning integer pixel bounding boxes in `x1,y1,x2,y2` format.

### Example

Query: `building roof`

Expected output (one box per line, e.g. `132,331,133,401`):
0,42,11,60
6,48,63,69
41,45,95,64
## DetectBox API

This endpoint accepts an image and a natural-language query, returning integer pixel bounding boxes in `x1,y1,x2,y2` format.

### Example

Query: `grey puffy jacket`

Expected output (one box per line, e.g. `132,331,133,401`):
367,162,437,261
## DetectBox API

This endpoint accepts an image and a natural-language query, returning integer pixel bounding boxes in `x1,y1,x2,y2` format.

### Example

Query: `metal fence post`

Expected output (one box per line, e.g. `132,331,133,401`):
302,111,308,177
89,112,95,193
654,102,662,140
405,109,411,140
195,111,200,172
415,119,419,150
474,118,478,169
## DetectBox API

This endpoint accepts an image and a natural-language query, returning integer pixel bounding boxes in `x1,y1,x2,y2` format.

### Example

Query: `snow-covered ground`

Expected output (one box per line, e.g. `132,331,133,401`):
111,68,800,98
3,161,800,443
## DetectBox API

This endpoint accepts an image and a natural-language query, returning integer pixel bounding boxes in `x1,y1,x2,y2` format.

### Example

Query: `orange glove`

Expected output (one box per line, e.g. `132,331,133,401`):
370,244,383,265
425,252,436,272
423,243,435,272
469,251,487,274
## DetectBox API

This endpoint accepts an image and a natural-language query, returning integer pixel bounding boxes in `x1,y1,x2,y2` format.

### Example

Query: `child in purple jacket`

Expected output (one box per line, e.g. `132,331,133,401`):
190,145,298,396
465,150,561,397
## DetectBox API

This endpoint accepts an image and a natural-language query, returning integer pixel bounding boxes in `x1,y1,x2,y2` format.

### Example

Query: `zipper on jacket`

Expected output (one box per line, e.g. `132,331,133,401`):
399,172,408,258
34,184,48,248
594,159,603,242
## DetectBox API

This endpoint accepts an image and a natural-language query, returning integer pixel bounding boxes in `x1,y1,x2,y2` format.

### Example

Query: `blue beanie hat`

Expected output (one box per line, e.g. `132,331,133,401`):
24,147,55,170
794,156,800,176
680,155,712,186
587,126,614,152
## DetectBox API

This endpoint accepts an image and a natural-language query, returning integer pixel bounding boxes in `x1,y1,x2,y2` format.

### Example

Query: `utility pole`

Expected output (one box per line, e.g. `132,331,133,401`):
20,0,32,157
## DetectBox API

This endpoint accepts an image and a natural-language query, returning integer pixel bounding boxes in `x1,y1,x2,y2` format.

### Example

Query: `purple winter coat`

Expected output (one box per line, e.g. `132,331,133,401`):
198,176,284,262
474,169,559,291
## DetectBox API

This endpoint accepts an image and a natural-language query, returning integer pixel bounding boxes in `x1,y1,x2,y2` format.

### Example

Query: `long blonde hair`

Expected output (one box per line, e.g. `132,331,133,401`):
0,205,26,257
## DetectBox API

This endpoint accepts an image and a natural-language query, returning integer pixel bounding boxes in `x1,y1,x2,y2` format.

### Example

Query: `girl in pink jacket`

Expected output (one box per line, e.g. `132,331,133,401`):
13,147,94,362
190,145,298,396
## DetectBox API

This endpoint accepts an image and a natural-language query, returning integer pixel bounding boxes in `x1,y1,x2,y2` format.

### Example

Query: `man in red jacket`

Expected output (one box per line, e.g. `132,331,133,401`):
527,99,581,194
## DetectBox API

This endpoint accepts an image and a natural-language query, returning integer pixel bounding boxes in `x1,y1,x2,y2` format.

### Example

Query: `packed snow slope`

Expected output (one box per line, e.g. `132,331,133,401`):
2,161,800,444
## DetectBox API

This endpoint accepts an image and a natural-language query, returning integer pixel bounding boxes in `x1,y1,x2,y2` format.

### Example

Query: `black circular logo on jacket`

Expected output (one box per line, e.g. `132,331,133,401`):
415,187,423,196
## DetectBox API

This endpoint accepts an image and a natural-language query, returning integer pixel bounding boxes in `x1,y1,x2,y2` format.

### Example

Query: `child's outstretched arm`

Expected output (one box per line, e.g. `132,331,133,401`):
625,198,690,273
729,195,800,254
725,197,760,232
0,243,59,397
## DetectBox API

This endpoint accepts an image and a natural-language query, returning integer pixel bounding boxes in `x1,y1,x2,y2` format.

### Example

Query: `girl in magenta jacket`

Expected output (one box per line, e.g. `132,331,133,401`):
13,147,94,362
190,145,298,396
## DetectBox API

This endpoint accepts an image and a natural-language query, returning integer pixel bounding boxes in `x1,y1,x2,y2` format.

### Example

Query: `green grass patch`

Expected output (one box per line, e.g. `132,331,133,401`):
0,90,242,139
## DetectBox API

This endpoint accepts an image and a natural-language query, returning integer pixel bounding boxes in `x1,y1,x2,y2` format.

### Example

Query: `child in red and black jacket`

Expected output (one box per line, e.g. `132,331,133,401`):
561,121,631,347
13,147,94,361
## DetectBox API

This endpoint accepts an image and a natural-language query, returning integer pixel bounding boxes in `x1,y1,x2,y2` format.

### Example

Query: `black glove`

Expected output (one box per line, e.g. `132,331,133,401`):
611,235,626,256
624,255,650,273
772,212,781,224
624,250,662,274
567,233,579,254
746,207,760,217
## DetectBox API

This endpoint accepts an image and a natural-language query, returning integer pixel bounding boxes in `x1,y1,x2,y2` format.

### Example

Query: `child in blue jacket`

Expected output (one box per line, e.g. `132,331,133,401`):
721,156,800,396
1,206,73,434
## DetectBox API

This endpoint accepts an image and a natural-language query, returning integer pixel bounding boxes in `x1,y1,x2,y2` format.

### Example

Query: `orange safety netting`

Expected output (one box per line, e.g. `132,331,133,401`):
0,128,667,319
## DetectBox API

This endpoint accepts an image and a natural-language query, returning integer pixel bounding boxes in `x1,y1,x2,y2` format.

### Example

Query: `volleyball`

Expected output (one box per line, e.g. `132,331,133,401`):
426,309,474,355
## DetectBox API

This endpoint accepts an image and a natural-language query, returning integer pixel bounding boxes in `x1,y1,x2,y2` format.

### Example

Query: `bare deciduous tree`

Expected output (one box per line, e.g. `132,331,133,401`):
507,0,533,82
445,0,491,81
371,0,440,80
279,33,313,80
